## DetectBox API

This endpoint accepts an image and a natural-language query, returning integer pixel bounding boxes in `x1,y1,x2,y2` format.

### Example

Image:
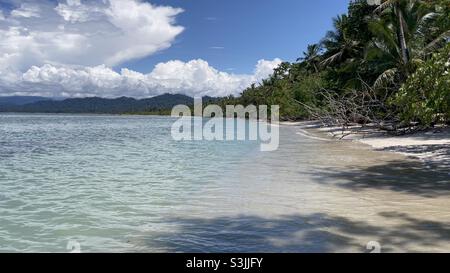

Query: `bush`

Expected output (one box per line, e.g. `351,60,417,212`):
393,44,450,126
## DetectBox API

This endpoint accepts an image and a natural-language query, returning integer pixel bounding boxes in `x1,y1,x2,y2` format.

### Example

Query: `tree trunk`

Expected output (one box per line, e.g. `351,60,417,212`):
395,4,410,64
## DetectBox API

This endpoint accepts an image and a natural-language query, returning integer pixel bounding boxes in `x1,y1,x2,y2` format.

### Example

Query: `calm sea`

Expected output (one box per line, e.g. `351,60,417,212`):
1,113,449,252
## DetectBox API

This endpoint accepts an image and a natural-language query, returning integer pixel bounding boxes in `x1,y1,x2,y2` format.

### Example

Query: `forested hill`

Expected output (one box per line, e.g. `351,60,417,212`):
0,94,211,114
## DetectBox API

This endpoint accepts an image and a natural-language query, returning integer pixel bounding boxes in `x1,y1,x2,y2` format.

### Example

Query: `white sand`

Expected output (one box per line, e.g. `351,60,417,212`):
282,121,450,165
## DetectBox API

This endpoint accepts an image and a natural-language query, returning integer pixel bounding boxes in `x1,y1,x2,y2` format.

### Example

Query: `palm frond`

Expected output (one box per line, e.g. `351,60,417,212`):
320,51,344,66
419,12,438,24
369,20,399,54
373,68,398,89
424,30,450,53
415,12,438,37
374,0,396,14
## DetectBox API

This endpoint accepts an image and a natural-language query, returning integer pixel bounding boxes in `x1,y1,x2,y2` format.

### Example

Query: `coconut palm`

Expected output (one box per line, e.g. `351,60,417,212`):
298,44,321,72
320,15,363,67
374,0,412,64
368,0,450,88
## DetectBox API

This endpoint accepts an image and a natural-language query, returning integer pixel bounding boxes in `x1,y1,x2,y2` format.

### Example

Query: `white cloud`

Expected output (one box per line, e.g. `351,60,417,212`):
254,59,283,80
55,0,105,23
0,0,184,70
11,3,42,18
0,1,283,98
0,58,282,98
104,0,184,66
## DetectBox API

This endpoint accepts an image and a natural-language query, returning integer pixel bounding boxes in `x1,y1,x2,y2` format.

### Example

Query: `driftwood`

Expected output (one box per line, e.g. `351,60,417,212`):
295,80,426,136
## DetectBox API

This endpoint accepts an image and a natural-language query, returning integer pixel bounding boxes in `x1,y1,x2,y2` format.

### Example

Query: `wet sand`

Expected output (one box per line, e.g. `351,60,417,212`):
145,124,450,253
314,122,450,167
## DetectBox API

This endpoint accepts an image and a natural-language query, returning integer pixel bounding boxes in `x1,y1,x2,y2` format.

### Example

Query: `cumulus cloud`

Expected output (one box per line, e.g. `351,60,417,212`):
11,3,42,18
0,0,283,98
0,58,282,98
55,0,105,23
0,0,184,70
254,59,283,80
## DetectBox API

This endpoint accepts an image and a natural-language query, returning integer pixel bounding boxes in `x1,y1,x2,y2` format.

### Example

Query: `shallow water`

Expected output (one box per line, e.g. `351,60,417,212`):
0,114,449,252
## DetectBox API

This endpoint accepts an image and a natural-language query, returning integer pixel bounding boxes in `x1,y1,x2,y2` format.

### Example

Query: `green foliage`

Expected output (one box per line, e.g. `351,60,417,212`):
394,44,450,126
221,0,449,126
228,62,326,120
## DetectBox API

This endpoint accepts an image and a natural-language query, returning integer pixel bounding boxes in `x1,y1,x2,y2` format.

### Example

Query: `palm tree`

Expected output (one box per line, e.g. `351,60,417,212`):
368,0,449,87
297,44,321,72
374,0,411,64
320,15,362,67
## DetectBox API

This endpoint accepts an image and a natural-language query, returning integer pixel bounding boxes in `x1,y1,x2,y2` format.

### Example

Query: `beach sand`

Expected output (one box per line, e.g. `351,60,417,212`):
140,122,450,253
283,121,450,167
234,121,450,252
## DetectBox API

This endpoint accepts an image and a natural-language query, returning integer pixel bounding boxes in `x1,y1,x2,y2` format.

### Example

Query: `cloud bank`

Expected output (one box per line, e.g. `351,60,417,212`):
0,0,184,70
1,58,282,98
0,0,282,98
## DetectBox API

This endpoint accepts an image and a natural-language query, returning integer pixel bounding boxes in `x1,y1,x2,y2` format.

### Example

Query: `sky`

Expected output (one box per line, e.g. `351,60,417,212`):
0,0,349,98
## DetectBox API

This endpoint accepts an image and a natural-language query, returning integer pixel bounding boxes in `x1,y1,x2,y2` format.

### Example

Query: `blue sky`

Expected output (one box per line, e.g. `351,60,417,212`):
0,0,350,98
124,0,349,74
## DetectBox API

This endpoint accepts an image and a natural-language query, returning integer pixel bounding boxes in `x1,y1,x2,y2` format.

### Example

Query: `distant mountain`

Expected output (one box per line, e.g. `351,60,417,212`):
0,96,52,106
0,94,200,114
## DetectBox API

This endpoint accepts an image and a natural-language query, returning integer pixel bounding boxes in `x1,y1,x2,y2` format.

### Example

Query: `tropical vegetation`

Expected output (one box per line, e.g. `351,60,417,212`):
221,0,450,130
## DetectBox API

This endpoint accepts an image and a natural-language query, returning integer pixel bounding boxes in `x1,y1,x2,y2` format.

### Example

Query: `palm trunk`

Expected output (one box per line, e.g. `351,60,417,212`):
394,4,410,64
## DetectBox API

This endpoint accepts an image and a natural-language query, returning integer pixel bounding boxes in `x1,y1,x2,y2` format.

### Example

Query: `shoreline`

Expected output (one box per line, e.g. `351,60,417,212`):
281,121,450,167
2,114,449,252
2,112,448,165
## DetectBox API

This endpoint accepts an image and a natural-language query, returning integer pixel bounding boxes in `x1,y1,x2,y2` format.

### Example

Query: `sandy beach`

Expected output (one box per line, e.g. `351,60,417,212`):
284,121,450,167
248,122,450,252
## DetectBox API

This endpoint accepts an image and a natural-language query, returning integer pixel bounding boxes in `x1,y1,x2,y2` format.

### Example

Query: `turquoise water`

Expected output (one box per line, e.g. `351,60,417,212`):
0,114,261,252
1,114,449,253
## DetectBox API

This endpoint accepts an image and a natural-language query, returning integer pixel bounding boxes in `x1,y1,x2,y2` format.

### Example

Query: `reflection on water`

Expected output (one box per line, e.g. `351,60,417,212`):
0,114,449,252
